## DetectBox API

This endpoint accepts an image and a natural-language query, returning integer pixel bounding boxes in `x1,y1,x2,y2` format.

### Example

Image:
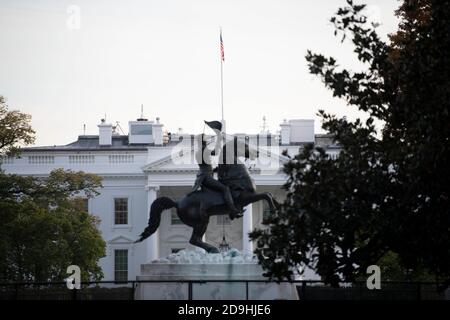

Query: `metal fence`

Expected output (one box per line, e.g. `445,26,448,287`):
297,281,447,300
0,280,447,300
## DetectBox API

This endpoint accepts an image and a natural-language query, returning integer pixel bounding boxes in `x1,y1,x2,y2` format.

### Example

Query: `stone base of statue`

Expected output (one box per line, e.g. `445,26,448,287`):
135,249,299,300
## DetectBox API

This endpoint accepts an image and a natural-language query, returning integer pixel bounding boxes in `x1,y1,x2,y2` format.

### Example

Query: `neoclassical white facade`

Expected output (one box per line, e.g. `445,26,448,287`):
2,117,339,281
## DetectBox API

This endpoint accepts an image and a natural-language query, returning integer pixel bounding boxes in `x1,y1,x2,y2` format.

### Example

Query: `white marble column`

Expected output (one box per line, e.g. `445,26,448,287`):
146,185,160,262
242,204,253,253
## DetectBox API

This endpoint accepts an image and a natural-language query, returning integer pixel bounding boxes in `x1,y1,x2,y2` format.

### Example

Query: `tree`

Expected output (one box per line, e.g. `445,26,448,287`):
0,96,105,282
250,0,450,287
0,169,105,282
0,96,35,158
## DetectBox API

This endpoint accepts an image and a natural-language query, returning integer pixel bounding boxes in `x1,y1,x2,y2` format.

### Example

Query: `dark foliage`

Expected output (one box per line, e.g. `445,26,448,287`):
250,0,450,287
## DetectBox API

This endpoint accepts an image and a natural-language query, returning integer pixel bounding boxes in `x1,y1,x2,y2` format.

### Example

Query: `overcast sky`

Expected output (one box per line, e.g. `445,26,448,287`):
0,0,400,146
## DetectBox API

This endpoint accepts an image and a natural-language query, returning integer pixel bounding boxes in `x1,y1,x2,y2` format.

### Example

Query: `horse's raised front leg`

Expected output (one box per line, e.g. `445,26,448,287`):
242,192,276,211
189,219,219,254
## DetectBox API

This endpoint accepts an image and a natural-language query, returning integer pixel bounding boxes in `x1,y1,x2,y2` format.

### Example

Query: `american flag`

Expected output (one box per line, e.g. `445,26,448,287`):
220,31,225,61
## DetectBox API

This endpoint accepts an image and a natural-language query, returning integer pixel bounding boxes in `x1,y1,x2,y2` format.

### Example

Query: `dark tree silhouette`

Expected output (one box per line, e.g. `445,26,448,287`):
251,0,450,288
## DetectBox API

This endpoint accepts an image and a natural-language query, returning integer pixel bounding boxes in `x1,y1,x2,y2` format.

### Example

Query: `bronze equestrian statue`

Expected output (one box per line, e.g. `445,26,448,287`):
135,121,277,254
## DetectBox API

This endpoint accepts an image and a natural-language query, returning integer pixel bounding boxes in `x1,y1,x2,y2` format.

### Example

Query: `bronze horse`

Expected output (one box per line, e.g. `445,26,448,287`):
135,137,277,253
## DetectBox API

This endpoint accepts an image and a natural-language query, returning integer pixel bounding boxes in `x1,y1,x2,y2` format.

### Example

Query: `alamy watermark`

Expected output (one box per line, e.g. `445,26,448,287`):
170,133,281,175
66,5,81,30
366,265,381,290
66,265,81,290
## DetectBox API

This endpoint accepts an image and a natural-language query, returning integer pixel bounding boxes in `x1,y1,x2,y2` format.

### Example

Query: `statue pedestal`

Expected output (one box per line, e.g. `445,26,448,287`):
135,250,298,300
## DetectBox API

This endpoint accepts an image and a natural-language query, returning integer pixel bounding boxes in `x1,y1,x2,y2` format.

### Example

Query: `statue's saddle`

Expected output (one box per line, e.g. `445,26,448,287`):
191,186,243,213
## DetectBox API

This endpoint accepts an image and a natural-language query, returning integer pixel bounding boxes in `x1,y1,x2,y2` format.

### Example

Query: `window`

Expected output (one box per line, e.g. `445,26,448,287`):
262,202,271,221
217,215,231,225
114,198,128,225
114,249,128,282
171,248,184,254
82,198,89,212
171,211,183,225
130,124,152,135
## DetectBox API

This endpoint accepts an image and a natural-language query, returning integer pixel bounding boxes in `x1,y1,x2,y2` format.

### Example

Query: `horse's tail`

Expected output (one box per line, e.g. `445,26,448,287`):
135,197,177,243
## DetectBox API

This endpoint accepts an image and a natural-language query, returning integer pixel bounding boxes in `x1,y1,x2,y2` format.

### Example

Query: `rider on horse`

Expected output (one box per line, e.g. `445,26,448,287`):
135,121,277,252
192,121,242,220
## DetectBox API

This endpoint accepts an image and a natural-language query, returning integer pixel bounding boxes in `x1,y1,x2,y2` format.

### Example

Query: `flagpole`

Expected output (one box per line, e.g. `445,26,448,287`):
220,27,224,125
219,27,225,132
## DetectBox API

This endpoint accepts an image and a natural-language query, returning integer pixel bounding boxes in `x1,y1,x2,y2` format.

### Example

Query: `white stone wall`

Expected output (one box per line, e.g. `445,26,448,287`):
90,177,148,281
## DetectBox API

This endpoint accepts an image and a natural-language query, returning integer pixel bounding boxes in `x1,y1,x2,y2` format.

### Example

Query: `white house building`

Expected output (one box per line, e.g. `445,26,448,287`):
2,116,339,282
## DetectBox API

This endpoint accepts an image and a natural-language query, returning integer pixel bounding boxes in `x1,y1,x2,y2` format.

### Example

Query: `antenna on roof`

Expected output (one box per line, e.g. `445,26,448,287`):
137,104,148,121
83,124,86,135
115,121,126,135
261,116,269,134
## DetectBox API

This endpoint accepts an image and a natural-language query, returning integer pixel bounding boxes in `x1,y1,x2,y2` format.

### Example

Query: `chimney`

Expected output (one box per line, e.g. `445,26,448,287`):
153,117,164,146
280,119,291,145
98,119,112,146
289,119,314,143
